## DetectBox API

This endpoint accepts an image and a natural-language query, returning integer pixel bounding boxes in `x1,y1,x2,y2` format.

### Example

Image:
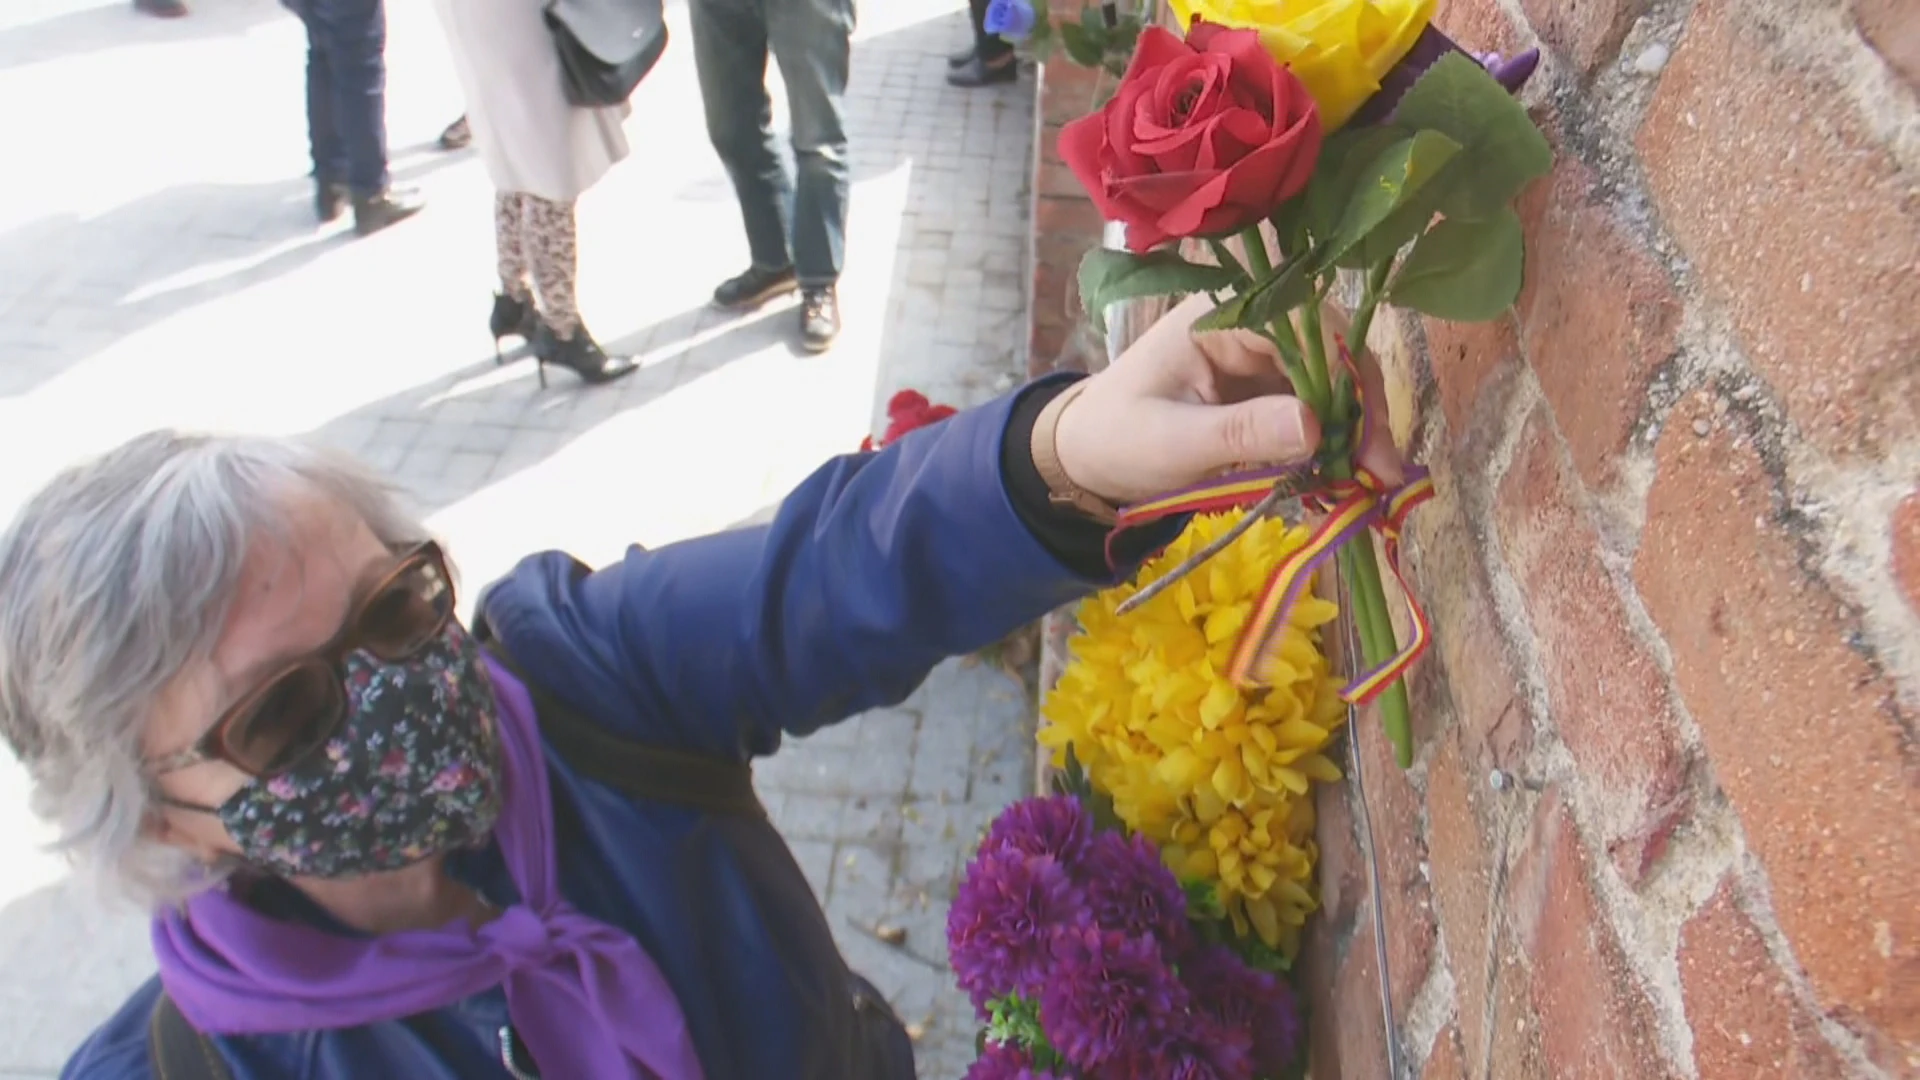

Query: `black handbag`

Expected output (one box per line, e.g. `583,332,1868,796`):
544,0,669,108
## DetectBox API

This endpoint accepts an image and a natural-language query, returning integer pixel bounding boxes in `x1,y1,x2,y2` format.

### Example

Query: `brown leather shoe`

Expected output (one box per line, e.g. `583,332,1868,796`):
351,187,425,236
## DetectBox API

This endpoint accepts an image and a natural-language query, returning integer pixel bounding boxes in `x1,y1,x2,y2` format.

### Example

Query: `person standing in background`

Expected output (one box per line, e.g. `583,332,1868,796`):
947,0,1017,87
135,0,188,17
690,0,855,353
431,0,639,386
285,0,425,235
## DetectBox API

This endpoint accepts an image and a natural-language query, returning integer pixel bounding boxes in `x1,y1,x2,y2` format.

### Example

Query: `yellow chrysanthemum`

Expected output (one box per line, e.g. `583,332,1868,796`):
1039,511,1348,959
1169,0,1436,131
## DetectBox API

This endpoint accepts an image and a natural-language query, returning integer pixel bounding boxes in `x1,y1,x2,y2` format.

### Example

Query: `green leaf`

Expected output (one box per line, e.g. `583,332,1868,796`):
1315,130,1462,269
1059,20,1104,66
1391,53,1553,220
1301,126,1405,242
1182,879,1226,920
1078,248,1243,334
1387,207,1525,321
1191,256,1313,332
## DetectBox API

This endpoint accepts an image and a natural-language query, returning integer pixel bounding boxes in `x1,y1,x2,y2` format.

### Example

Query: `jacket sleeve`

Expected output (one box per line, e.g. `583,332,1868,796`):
483,382,1158,760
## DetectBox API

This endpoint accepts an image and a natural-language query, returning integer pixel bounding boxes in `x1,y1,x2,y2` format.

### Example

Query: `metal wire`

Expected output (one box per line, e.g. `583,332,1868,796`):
1340,561,1404,1078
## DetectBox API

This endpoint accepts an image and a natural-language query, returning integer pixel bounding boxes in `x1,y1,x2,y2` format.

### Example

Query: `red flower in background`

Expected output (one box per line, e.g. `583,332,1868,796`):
1059,22,1323,253
861,390,958,451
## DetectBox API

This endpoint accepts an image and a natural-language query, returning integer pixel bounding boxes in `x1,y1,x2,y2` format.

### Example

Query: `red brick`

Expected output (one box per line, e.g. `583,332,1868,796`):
1037,160,1086,200
1509,790,1676,1079
1853,0,1920,88
1424,731,1545,1079
1495,409,1690,883
1422,1023,1467,1080
1679,879,1851,1080
1520,0,1647,72
1407,463,1534,774
1435,0,1522,55
1313,770,1365,933
1353,716,1438,1016
1634,394,1920,1042
1332,925,1394,1080
1893,491,1920,616
1033,194,1104,238
1040,64,1099,126
1637,0,1920,458
1515,157,1681,493
1425,313,1520,445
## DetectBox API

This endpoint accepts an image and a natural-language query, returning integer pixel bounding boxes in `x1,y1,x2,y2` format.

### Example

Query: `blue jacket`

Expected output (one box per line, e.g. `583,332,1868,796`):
63,386,1118,1080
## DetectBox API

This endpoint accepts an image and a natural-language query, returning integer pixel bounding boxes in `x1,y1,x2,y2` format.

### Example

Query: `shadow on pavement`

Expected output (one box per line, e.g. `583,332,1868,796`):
0,0,291,75
0,152,461,399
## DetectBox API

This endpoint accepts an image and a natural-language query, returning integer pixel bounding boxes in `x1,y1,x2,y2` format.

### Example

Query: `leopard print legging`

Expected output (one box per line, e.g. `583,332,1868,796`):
495,191,581,339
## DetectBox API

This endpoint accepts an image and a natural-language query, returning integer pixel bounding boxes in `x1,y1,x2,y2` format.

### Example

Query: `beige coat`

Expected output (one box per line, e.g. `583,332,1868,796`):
432,0,631,202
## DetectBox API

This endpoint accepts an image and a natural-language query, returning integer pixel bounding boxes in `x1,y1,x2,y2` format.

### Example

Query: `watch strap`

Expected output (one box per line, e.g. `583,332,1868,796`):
1029,381,1119,526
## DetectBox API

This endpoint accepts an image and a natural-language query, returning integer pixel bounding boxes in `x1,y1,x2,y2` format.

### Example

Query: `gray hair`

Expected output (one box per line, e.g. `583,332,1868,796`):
0,431,433,907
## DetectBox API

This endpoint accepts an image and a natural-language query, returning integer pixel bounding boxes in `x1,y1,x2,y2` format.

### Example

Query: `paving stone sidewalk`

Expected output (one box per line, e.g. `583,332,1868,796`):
0,0,1037,1075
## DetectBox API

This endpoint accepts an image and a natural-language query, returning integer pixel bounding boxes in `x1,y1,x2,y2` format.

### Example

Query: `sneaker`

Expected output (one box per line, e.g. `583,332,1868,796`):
948,54,1018,88
351,187,425,236
712,265,799,311
800,287,839,353
135,0,188,16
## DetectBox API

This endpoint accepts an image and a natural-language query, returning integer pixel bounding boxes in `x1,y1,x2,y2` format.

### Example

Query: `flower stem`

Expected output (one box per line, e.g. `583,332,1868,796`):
1297,299,1335,422
1206,238,1247,282
1341,537,1413,767
1239,225,1273,279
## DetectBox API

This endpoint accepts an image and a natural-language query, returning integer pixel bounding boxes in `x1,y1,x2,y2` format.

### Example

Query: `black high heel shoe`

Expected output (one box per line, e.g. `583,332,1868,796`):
531,321,638,387
489,293,539,363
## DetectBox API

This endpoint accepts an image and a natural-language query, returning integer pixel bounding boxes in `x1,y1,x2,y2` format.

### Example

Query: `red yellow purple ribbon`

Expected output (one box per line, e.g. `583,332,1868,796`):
1108,336,1435,704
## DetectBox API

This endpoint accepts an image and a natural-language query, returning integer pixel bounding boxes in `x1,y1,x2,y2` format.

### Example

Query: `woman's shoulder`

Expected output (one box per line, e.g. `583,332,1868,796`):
60,977,159,1080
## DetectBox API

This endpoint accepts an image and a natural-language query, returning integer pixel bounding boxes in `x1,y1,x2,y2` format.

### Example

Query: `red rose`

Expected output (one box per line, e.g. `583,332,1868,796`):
1059,21,1323,253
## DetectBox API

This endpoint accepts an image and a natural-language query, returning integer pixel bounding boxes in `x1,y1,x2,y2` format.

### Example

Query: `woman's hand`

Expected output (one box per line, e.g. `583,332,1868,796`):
1051,293,1406,506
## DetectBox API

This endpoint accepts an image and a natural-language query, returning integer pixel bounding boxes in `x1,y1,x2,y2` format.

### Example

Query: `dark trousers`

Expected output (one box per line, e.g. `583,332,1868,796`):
288,0,390,196
969,0,1014,62
690,0,855,288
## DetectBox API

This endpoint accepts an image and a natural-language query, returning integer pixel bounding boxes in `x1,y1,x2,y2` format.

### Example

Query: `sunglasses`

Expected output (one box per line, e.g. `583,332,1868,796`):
145,541,456,781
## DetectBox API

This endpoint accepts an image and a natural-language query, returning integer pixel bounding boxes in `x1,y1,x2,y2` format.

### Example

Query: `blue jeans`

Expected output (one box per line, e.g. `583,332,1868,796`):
287,0,390,197
690,0,854,288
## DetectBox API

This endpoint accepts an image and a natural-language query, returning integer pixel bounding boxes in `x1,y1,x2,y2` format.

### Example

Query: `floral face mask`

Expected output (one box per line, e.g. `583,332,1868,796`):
212,623,504,879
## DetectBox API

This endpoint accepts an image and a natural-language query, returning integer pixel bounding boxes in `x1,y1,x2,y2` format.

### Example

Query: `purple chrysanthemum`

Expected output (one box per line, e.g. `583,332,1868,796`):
1182,944,1305,1076
965,1042,1071,1080
979,795,1094,866
949,848,1084,1008
1040,926,1192,1071
1075,829,1192,954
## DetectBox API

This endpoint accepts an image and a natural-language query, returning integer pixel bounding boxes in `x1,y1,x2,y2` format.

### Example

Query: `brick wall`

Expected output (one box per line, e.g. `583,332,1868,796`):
1022,0,1919,1075
1299,0,1920,1075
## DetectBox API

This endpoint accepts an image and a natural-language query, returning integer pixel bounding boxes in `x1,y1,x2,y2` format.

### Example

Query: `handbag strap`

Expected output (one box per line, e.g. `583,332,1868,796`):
475,620,764,819
149,990,232,1080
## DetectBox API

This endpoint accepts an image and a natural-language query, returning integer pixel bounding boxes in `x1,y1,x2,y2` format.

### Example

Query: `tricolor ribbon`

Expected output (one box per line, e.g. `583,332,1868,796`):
1107,338,1435,704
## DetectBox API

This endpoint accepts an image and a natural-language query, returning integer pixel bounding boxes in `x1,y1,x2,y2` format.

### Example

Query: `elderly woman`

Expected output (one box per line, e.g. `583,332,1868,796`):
4,298,1379,1080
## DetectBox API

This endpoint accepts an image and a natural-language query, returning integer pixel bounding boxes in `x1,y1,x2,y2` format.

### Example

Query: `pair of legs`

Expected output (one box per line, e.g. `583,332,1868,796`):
290,0,420,232
689,0,853,349
494,192,582,340
949,0,1016,86
492,192,635,386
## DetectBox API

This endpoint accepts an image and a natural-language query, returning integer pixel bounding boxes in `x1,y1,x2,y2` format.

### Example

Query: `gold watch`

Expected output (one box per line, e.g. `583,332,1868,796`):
1029,381,1119,525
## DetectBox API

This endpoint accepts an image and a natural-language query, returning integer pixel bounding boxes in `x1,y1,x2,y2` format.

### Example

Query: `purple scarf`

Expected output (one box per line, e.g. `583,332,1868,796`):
152,657,705,1080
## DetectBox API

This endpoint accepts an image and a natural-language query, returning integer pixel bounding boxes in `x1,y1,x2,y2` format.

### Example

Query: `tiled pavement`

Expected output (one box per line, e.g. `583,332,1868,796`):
0,0,1036,1075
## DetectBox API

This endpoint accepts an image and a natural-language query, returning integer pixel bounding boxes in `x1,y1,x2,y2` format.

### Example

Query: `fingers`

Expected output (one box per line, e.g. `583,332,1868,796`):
1158,396,1320,479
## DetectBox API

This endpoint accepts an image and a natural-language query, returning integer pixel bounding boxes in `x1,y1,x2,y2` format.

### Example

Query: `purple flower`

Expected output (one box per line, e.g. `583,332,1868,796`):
1182,944,1305,1076
1350,25,1542,128
984,0,1036,39
965,1042,1071,1080
1040,926,1191,1071
1076,830,1192,952
948,848,1084,1008
980,796,1093,865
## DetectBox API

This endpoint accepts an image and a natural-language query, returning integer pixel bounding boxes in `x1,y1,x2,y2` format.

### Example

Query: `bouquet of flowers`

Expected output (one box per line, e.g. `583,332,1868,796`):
949,795,1304,1079
1058,0,1548,766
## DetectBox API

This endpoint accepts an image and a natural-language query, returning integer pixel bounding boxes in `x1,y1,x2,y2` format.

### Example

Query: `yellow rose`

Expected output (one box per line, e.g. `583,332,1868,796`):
1170,0,1436,130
